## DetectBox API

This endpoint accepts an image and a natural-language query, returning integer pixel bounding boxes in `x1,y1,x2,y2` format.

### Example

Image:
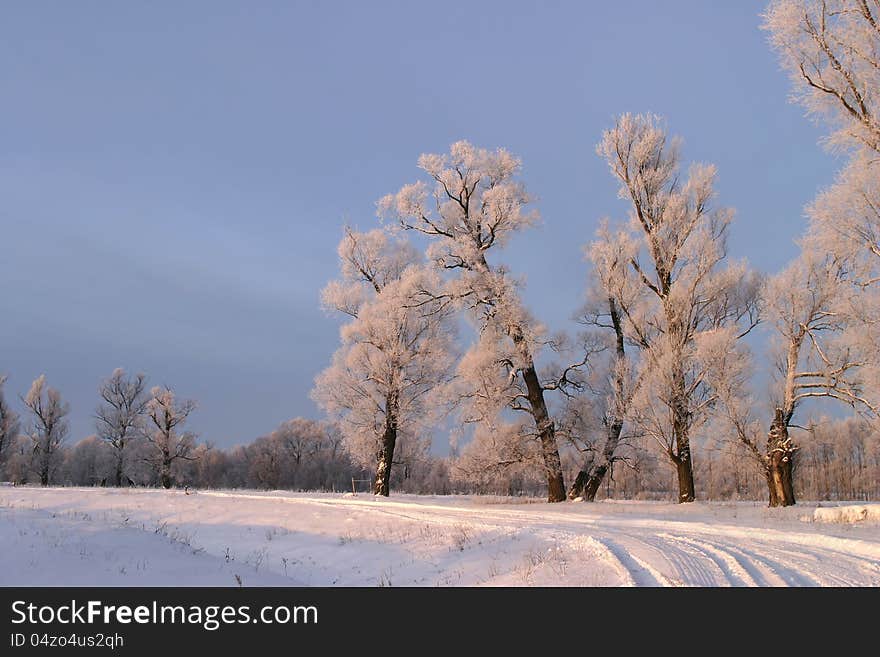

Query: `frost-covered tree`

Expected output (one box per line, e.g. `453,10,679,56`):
719,249,877,506
764,251,876,504
312,228,457,496
22,375,69,486
0,375,20,475
764,0,880,154
594,114,761,503
380,141,586,502
145,386,197,489
95,368,149,487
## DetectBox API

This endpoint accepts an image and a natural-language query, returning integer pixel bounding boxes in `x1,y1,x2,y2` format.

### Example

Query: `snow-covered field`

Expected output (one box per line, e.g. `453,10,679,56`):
2,487,879,587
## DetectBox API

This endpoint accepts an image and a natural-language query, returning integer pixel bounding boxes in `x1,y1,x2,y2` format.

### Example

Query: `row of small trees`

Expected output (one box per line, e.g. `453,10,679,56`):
313,0,880,507
0,370,198,488
0,369,373,492
61,416,363,492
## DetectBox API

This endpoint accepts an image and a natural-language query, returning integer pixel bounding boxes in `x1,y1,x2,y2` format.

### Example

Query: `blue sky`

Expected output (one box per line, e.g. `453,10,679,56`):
1,1,840,447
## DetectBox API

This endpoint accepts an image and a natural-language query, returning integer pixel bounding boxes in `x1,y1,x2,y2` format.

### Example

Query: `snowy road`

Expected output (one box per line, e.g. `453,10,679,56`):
2,488,879,587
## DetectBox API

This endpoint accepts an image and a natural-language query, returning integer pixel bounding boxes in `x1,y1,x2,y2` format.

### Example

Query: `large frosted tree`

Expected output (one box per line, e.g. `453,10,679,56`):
594,114,760,502
22,375,69,486
312,227,457,496
379,141,585,502
763,251,877,505
718,249,877,506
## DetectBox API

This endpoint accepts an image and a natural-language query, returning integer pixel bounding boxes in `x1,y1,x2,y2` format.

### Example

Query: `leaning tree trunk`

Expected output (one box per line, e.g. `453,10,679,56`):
569,460,611,502
373,394,398,497
510,328,566,503
568,420,622,502
766,408,796,507
570,297,629,503
567,467,590,500
476,252,566,502
519,356,566,503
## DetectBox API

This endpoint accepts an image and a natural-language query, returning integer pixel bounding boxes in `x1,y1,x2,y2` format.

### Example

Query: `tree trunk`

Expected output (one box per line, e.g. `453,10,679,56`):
568,425,620,502
161,452,172,489
766,408,796,507
114,450,124,488
39,444,50,486
567,469,589,500
581,464,609,501
568,450,600,500
672,374,695,503
373,394,398,497
675,452,695,503
570,298,629,503
515,338,566,502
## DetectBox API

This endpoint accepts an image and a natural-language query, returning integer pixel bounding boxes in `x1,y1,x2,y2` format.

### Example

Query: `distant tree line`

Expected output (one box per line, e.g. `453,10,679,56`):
0,369,878,502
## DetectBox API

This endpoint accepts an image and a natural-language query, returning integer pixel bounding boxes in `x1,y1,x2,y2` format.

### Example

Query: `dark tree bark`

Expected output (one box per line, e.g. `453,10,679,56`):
568,456,611,502
766,408,796,507
518,351,566,503
674,448,696,503
582,463,609,501
671,367,695,503
569,298,628,502
160,452,173,489
373,394,398,497
39,459,50,487
568,468,590,500
114,451,125,488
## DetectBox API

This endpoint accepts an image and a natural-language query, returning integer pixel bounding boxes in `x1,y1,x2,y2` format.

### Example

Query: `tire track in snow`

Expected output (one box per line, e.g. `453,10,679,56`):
667,536,759,587
742,540,864,587
674,537,781,586
695,538,819,587
589,536,670,587
629,532,724,587
729,544,820,587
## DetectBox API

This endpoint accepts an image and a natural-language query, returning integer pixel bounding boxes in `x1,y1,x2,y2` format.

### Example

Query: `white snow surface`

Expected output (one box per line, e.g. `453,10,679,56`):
2,488,879,587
